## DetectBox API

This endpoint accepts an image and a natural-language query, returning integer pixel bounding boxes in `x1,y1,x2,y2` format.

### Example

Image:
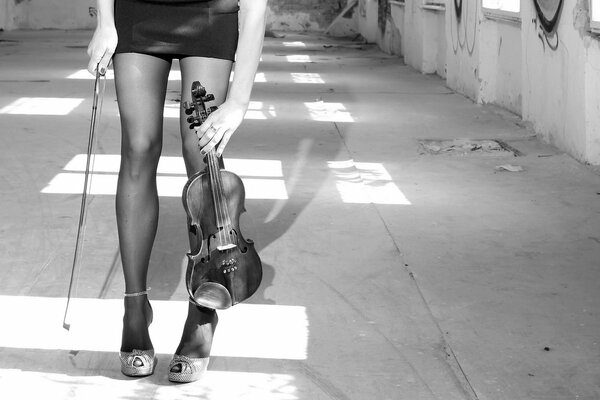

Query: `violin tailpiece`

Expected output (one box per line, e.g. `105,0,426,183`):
222,259,238,305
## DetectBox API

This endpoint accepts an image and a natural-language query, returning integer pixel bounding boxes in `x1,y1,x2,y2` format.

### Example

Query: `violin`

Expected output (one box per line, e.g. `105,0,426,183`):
182,81,262,309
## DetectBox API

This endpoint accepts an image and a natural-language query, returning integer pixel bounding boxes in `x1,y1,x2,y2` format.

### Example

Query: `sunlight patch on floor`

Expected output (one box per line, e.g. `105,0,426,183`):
44,155,288,199
66,69,181,81
283,41,306,47
0,97,84,115
164,101,275,120
304,101,354,122
286,55,312,63
41,173,288,199
0,296,308,360
291,73,324,84
0,369,298,400
63,155,283,177
245,101,277,120
65,69,266,84
254,72,267,83
328,160,412,205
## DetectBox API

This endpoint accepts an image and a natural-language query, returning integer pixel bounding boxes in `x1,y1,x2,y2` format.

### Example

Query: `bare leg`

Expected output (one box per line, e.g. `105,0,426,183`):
114,52,172,352
173,56,233,362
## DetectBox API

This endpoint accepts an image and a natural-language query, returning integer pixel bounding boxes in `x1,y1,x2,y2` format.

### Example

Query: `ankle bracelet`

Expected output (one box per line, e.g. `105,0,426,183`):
124,287,151,297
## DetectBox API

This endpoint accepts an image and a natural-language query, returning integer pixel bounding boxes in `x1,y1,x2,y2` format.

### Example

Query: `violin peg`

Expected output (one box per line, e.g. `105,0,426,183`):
209,106,218,114
186,115,195,124
191,81,206,97
203,94,215,102
182,101,194,115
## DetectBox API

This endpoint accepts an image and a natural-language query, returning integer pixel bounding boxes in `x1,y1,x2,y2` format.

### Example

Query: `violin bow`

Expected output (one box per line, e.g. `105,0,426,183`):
62,66,107,330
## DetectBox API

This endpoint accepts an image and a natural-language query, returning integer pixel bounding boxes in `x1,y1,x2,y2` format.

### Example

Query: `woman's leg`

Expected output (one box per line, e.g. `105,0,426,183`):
173,56,233,360
113,52,172,352
179,57,233,175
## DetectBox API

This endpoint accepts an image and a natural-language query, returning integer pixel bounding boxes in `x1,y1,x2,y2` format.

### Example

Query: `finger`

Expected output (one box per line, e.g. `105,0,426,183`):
196,114,217,136
197,125,217,147
97,49,114,75
216,130,233,157
87,50,104,75
87,57,100,75
200,128,223,155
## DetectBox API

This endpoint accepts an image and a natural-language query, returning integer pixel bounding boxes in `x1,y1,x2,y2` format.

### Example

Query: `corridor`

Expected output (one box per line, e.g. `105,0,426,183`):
0,30,599,400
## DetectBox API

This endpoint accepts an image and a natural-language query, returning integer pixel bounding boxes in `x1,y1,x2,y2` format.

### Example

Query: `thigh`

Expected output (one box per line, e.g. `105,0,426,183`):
114,53,172,155
179,57,233,175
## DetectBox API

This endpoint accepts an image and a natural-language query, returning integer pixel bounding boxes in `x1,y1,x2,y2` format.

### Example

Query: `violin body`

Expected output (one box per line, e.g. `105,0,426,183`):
182,80,262,310
183,168,262,309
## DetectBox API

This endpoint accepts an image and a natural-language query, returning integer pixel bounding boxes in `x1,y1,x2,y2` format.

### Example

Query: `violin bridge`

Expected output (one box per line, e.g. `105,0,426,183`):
217,243,237,251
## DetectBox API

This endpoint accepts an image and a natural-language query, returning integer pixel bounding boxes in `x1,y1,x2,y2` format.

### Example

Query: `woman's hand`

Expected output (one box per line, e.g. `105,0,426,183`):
195,100,247,157
87,25,118,76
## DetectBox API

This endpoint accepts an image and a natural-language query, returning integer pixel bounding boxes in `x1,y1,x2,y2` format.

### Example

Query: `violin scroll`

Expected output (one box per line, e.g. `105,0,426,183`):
182,81,217,129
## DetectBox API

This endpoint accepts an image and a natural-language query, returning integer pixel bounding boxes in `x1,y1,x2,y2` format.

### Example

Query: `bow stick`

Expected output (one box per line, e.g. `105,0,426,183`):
62,66,106,330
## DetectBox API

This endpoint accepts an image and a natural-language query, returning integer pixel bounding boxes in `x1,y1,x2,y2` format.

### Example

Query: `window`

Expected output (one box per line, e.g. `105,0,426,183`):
389,0,405,6
482,0,521,21
591,0,600,33
423,0,445,9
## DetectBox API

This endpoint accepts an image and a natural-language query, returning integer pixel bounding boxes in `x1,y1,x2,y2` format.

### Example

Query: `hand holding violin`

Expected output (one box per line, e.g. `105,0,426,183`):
195,99,247,157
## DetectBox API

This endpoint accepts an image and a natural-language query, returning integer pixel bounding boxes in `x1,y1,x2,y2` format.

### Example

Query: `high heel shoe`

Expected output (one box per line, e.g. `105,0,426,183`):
168,354,209,383
119,288,156,377
168,297,213,383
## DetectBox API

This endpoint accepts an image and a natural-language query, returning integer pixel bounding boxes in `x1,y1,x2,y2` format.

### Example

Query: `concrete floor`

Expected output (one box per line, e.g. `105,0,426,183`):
0,30,599,400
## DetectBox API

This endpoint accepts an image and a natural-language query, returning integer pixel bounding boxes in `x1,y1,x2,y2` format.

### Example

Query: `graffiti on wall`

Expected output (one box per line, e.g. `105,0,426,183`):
359,0,367,17
534,0,564,34
531,0,563,51
378,0,390,32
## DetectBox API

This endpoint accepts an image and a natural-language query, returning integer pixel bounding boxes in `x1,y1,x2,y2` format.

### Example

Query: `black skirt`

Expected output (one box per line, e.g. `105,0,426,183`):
114,0,239,61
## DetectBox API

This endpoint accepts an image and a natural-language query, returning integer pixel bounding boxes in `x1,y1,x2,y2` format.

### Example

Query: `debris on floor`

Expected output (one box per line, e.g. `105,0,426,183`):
419,139,519,156
495,164,525,172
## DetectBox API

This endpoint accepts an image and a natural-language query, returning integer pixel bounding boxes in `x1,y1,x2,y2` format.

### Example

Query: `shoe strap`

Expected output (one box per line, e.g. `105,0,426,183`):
124,287,151,297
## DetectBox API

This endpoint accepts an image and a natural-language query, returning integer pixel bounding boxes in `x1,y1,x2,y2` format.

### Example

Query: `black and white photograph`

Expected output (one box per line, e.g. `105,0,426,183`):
0,0,599,399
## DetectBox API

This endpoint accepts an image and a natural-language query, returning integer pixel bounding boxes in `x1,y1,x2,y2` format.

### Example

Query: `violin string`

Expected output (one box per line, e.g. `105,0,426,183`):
209,150,227,246
199,102,224,247
212,150,234,244
213,152,225,245
200,96,233,247
207,150,220,245
222,165,234,244
211,151,226,243
215,153,231,245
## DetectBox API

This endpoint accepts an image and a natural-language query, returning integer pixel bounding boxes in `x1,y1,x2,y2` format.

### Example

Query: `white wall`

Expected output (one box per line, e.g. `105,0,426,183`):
0,0,7,30
478,18,521,113
358,0,380,43
521,0,600,163
1,0,95,30
360,0,600,165
445,1,482,102
422,7,447,76
585,47,600,162
364,1,446,75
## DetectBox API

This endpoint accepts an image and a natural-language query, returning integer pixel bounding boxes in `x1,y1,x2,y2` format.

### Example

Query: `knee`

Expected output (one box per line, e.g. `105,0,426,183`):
120,136,162,175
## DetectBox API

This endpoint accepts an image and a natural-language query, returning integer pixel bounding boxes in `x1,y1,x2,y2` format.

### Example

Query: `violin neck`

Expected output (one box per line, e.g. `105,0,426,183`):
205,150,236,248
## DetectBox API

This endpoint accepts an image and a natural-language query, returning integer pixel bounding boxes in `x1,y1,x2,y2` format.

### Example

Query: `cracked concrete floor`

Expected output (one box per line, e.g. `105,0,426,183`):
0,30,599,400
